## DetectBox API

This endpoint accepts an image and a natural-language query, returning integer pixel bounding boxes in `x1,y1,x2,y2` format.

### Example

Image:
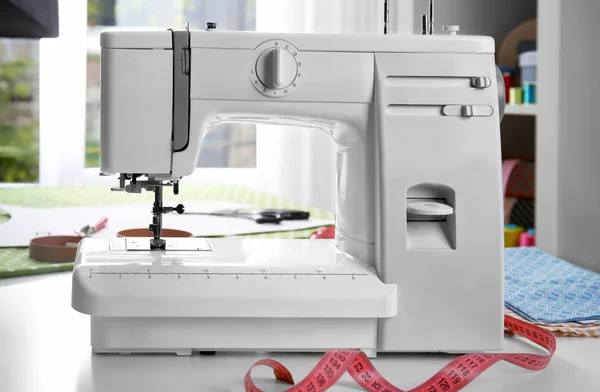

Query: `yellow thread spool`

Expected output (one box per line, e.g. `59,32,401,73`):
509,87,523,105
504,224,525,248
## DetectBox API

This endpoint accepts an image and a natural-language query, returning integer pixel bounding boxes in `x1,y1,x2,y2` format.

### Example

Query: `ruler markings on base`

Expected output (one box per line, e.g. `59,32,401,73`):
88,271,367,278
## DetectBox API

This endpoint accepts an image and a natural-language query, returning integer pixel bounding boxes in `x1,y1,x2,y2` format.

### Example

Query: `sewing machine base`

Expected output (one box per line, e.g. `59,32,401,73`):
74,237,503,355
73,238,397,358
91,316,379,358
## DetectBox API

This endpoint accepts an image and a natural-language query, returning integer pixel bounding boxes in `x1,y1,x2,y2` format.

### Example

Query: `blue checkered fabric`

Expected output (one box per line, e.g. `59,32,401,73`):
505,247,600,323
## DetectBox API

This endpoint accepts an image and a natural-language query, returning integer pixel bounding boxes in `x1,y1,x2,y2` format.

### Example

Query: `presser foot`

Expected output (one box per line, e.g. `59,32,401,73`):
149,238,166,250
109,174,185,250
148,185,185,250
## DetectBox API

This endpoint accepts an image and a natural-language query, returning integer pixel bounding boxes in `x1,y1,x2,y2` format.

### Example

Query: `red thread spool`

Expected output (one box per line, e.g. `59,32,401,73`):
503,72,513,103
520,229,536,247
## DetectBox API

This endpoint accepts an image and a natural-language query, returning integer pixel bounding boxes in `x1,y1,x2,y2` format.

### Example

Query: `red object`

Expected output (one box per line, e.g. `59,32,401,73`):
77,216,109,236
503,72,513,103
92,216,108,232
309,226,335,239
520,231,536,247
245,315,555,392
506,161,535,199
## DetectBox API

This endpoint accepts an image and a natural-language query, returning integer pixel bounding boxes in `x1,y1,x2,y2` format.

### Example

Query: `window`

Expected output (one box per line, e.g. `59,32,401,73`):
0,39,39,183
85,0,257,169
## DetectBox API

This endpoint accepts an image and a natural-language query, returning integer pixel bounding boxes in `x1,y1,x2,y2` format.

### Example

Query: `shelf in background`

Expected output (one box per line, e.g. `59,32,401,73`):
505,104,537,116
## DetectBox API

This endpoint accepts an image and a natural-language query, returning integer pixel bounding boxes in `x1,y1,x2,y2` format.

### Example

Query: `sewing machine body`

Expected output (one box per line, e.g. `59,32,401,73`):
73,29,505,356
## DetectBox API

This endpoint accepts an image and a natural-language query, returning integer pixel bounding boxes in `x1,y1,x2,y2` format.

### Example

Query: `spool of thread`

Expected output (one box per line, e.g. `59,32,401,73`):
504,224,525,248
509,87,523,104
523,82,536,104
502,73,513,103
519,228,536,247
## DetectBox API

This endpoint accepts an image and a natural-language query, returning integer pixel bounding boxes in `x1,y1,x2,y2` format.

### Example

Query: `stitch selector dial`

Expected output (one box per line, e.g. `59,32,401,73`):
250,40,302,97
256,47,296,89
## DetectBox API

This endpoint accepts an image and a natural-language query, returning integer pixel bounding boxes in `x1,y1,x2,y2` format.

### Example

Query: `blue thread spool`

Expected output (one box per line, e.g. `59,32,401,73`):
523,82,536,104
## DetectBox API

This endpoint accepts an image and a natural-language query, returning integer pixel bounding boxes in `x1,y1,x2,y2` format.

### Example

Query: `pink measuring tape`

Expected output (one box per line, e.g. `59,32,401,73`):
245,315,556,391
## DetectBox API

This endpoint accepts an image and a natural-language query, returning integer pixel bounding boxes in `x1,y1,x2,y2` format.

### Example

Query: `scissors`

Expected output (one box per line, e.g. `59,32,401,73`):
185,208,310,224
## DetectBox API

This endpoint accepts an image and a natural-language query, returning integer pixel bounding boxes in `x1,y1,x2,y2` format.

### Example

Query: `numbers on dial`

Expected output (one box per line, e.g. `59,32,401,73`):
250,39,303,98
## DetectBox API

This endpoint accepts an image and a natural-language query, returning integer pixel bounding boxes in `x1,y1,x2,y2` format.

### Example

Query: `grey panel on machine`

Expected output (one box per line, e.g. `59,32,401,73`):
496,66,506,122
169,29,191,152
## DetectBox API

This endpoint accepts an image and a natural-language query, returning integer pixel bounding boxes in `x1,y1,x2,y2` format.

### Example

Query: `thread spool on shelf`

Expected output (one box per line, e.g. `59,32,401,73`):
523,82,536,104
504,224,524,248
519,228,536,247
509,87,523,105
500,68,514,103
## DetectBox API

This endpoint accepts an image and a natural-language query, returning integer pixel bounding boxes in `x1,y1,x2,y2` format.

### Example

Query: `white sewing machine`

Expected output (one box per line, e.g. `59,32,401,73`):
72,8,505,357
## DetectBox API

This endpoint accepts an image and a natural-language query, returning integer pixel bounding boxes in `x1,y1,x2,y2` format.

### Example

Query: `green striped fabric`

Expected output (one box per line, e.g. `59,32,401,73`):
0,185,335,278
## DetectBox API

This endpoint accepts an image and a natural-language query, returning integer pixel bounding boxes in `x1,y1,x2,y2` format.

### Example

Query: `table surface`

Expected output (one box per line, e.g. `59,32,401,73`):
1,273,599,392
0,185,335,279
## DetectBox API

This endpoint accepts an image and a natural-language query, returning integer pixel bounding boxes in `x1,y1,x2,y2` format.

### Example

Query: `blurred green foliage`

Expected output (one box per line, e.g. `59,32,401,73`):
86,140,100,167
88,0,116,26
0,57,39,183
0,57,34,82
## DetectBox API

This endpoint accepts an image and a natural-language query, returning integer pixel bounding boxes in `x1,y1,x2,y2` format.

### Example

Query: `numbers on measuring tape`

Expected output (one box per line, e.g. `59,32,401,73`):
335,352,347,362
436,378,451,391
316,373,326,387
244,315,557,392
456,363,471,376
329,357,341,370
448,370,461,384
324,364,335,378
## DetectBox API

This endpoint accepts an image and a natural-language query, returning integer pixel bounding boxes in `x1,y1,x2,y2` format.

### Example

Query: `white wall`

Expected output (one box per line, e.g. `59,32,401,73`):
538,0,600,272
536,0,560,258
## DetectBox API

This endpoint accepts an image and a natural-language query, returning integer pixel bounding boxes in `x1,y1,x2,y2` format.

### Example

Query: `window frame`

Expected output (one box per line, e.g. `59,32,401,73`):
36,0,259,189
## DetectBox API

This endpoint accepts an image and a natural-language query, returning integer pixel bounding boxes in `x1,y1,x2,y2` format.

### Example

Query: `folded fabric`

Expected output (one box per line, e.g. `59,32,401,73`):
504,308,600,338
505,247,600,323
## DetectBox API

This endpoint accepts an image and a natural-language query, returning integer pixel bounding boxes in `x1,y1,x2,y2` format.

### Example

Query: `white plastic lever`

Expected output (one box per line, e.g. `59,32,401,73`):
407,200,454,216
442,105,493,117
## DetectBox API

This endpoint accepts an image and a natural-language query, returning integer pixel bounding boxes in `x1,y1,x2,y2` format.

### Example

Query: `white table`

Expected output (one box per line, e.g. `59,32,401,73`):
1,273,598,392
